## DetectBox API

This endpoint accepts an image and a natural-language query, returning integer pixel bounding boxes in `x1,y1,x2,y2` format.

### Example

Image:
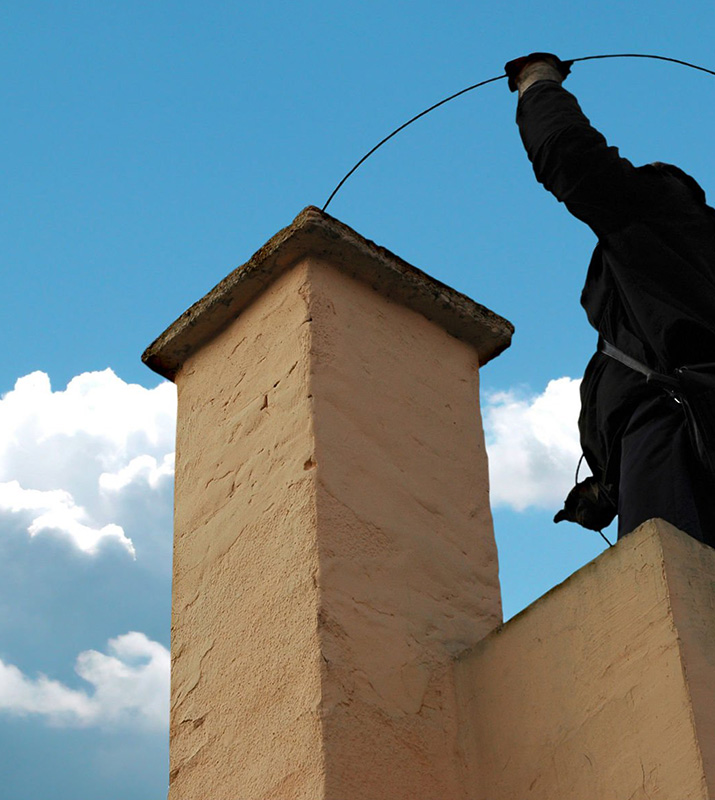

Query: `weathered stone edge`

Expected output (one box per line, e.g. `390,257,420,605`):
142,205,515,381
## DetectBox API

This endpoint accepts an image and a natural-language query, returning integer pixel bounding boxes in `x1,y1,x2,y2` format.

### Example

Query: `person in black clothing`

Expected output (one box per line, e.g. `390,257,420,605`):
505,53,715,546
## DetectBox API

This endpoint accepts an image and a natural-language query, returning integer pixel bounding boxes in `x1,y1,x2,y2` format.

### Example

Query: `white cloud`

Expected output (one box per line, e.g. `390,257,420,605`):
484,377,586,511
0,632,169,730
0,481,134,556
0,370,176,559
99,453,175,494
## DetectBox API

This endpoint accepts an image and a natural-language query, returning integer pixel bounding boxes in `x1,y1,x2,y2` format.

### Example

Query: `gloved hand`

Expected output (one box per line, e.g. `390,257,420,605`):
504,52,573,93
553,476,617,532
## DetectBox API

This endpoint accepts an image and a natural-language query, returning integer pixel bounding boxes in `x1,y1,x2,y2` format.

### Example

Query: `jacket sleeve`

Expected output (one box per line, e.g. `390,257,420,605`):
517,81,641,235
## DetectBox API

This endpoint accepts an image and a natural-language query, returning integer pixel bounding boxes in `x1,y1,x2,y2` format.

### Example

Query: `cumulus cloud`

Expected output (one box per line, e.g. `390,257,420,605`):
0,632,169,730
0,481,133,555
484,377,586,511
99,453,176,494
0,370,176,559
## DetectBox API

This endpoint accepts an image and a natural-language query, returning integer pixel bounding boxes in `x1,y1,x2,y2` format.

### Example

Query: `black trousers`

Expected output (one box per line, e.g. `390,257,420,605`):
618,394,715,545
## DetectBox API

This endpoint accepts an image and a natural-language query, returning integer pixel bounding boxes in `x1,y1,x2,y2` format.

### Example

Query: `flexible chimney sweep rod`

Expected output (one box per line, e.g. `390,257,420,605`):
322,53,715,212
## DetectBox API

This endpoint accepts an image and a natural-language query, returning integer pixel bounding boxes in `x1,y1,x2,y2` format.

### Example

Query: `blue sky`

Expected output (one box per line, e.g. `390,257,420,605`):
3,2,715,796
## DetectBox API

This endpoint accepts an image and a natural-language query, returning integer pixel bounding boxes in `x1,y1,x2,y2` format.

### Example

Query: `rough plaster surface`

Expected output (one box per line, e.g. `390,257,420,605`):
455,519,715,800
168,257,502,799
660,522,715,798
170,264,324,800
308,259,501,799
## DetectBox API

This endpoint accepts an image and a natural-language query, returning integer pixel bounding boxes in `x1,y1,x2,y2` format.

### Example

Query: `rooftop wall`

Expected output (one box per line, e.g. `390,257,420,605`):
454,519,715,800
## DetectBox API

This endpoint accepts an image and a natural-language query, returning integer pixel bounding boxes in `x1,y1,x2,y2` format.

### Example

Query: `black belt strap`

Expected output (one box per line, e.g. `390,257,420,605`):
599,340,680,390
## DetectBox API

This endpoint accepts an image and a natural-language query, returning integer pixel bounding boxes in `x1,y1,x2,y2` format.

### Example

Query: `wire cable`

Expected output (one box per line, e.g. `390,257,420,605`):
573,453,615,547
322,52,715,211
598,529,614,548
570,52,715,77
574,453,586,484
321,74,505,211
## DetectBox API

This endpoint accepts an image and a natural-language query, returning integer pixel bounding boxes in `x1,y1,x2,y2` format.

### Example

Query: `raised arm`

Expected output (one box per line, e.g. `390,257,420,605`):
507,54,641,235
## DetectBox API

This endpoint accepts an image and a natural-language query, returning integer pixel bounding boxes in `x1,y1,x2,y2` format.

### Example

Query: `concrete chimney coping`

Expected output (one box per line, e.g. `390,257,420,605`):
142,205,514,381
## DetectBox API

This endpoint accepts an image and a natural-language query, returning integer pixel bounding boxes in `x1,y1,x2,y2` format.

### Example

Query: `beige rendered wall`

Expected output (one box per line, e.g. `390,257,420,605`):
454,519,714,800
169,263,324,800
307,258,501,799
660,522,715,798
168,257,502,800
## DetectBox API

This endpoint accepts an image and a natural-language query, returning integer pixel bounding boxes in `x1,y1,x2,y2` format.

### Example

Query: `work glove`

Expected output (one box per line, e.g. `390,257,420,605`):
504,52,573,93
553,476,617,532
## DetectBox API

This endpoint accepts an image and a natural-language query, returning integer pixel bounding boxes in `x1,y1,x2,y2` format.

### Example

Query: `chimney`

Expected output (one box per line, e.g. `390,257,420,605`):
143,206,513,799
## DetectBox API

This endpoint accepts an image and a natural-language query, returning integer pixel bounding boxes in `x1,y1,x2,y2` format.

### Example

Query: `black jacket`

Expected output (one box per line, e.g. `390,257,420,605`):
516,81,715,489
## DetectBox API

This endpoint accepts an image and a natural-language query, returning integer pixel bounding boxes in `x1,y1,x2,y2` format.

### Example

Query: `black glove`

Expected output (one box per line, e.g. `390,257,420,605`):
504,52,573,93
553,477,617,532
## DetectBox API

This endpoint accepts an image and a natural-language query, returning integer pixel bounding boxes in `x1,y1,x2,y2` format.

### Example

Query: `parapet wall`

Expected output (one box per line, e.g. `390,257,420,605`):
454,519,715,800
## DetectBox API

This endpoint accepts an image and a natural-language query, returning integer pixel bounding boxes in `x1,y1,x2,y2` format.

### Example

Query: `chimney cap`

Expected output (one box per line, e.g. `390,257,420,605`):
142,206,514,381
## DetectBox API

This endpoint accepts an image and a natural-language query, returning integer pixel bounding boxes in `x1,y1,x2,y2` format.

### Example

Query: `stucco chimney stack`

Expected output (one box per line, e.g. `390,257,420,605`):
143,206,513,800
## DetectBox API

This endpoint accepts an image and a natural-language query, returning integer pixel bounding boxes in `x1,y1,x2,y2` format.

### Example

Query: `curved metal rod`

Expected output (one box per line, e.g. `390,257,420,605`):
322,53,715,212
